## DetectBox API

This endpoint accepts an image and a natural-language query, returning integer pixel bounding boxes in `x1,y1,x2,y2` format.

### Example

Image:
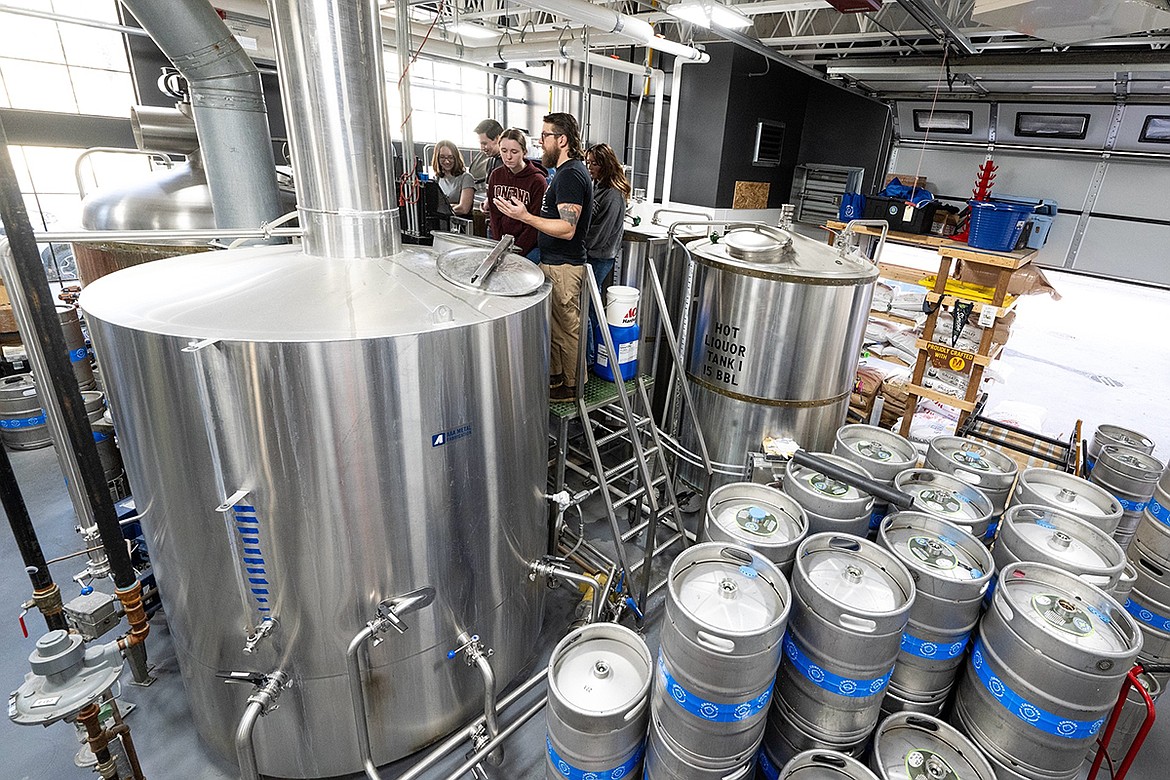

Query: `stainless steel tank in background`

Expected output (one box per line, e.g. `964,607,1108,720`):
677,226,878,487
80,247,550,777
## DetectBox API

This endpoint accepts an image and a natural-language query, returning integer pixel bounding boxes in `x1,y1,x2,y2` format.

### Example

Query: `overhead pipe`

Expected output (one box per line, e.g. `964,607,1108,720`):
268,0,401,258
507,0,710,62
120,0,281,232
396,0,422,239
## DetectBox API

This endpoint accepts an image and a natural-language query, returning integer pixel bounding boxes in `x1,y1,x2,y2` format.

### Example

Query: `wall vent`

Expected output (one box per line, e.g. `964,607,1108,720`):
753,120,786,167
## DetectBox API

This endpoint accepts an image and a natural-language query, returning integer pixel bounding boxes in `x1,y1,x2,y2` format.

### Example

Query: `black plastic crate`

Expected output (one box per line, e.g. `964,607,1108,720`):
863,196,942,234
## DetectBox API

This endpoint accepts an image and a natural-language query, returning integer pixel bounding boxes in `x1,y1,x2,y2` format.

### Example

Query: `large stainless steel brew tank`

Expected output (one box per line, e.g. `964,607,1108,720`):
678,225,877,486
81,246,549,776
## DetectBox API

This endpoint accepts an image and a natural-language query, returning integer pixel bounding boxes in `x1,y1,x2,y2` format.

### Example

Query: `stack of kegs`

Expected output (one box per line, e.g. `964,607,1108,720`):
646,543,790,780
833,425,918,535
870,712,995,780
893,469,994,542
877,512,992,716
0,374,49,449
1090,445,1163,551
703,483,808,577
545,623,652,780
782,455,875,538
761,534,914,767
1086,424,1155,474
1125,469,1170,683
953,561,1142,780
57,304,95,390
925,436,1018,542
1010,468,1122,535
992,504,1126,594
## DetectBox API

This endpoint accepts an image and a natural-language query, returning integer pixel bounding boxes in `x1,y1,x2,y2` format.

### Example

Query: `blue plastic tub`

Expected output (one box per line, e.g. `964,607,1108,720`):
967,200,1034,252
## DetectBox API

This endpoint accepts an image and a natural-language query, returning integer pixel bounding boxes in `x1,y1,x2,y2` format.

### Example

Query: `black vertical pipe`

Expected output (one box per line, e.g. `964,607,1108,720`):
0,117,138,591
0,443,67,631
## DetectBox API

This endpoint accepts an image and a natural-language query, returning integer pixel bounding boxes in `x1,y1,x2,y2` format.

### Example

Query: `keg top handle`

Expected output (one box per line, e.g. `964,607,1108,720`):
790,448,915,511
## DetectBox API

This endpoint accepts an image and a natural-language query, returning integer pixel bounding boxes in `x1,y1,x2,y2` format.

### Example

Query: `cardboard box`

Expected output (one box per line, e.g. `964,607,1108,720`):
883,173,928,191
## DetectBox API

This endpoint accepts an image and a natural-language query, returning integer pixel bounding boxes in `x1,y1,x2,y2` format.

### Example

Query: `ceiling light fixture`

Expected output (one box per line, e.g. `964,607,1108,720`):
449,22,499,40
666,0,754,30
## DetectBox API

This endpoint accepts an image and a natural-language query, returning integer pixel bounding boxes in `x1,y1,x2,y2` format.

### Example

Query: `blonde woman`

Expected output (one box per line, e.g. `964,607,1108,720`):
431,140,475,215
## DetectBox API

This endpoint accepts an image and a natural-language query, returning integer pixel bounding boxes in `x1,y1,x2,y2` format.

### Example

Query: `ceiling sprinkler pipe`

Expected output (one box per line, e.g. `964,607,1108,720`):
509,0,710,62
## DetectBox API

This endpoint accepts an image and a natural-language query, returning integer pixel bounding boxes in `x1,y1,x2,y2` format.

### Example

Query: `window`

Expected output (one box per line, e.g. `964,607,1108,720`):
1015,112,1090,140
1139,116,1170,144
913,109,973,135
752,120,785,167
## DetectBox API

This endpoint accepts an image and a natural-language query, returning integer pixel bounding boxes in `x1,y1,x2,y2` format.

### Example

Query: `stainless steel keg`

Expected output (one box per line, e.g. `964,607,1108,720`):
872,712,995,780
1011,468,1123,536
81,391,122,483
57,304,95,390
546,623,652,780
925,436,1018,516
993,504,1126,592
1125,546,1170,674
655,543,790,770
1087,424,1155,471
764,749,880,780
953,561,1142,780
878,512,993,714
1091,445,1163,551
783,454,875,538
1135,465,1170,565
0,374,50,450
768,534,915,759
894,470,994,541
643,714,755,780
704,483,808,576
761,688,869,770
833,424,918,533
1113,561,1138,605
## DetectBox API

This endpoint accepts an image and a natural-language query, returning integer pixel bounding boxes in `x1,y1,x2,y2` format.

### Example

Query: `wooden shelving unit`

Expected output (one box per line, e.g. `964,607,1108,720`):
824,220,1037,435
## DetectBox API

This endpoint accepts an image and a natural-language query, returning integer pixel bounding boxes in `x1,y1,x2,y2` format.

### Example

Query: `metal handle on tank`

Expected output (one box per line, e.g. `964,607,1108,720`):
839,219,890,265
791,449,914,510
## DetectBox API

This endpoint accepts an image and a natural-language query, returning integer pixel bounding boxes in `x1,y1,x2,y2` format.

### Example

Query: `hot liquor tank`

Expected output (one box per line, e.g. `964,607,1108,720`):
80,246,550,777
678,226,877,486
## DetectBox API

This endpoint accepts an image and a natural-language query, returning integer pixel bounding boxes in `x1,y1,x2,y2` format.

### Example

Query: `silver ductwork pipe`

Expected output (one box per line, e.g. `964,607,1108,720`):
508,0,710,63
120,0,281,232
130,105,199,155
268,0,401,258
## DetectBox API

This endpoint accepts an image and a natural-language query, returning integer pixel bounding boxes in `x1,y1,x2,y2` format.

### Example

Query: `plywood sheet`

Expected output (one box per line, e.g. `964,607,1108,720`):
732,181,770,210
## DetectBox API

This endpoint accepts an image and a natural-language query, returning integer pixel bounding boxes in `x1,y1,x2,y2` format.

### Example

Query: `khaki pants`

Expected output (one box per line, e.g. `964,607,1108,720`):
541,263,585,387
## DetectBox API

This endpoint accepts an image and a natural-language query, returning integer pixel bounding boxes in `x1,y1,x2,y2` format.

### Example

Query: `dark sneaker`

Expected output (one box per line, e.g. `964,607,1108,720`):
550,384,577,402
549,373,564,390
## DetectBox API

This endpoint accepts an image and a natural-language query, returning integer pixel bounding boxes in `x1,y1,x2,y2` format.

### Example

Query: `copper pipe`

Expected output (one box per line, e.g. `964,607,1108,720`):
107,696,146,780
77,703,119,779
116,581,149,650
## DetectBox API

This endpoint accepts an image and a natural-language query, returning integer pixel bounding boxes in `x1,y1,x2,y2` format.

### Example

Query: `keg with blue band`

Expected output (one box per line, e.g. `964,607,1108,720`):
970,639,1104,739
656,652,772,722
783,632,893,698
1149,496,1169,527
69,346,89,364
900,631,969,660
869,507,886,530
1116,496,1148,513
1124,598,1170,634
758,747,780,780
546,735,643,780
0,414,46,429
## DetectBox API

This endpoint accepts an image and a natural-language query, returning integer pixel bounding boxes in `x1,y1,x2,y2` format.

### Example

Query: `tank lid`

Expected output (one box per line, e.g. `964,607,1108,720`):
79,244,547,341
873,713,993,780
802,540,910,612
549,625,650,715
672,552,786,633
1020,470,1119,518
999,566,1136,653
708,486,805,546
436,246,544,296
688,227,878,283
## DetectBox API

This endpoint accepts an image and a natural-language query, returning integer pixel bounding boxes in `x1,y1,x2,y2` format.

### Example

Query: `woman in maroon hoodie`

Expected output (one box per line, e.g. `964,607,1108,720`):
485,128,548,261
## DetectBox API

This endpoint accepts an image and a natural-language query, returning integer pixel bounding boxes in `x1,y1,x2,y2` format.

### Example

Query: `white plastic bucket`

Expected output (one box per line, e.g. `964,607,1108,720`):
605,286,640,327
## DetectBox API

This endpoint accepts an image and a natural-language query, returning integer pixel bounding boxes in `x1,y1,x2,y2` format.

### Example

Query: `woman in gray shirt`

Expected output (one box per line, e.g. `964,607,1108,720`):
432,140,475,215
584,143,630,299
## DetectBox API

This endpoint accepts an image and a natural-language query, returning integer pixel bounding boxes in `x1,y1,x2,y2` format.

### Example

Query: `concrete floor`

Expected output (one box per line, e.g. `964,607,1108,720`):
1,265,1168,779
